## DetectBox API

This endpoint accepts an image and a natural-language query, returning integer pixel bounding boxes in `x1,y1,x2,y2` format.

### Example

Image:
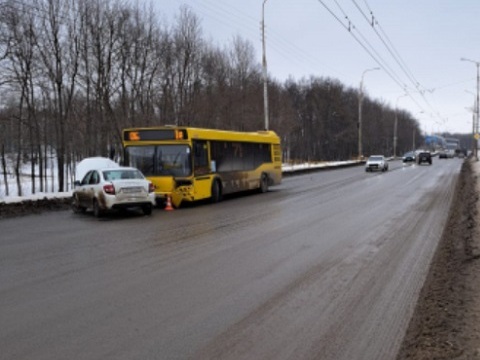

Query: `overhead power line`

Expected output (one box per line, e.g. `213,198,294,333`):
317,0,445,117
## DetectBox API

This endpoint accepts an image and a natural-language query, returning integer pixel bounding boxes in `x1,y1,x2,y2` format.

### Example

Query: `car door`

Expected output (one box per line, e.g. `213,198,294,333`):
75,171,91,207
76,171,98,208
84,170,100,207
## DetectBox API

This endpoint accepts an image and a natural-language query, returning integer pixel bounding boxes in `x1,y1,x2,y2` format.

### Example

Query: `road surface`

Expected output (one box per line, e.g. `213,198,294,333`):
0,159,463,360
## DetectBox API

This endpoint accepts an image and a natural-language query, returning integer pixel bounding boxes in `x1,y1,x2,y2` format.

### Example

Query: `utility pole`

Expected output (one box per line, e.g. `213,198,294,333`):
394,94,407,159
413,111,423,153
461,57,480,160
262,0,269,131
465,90,477,157
358,67,380,159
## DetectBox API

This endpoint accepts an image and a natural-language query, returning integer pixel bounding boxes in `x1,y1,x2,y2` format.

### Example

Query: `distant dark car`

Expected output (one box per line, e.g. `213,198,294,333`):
439,151,448,159
402,151,416,163
417,151,432,165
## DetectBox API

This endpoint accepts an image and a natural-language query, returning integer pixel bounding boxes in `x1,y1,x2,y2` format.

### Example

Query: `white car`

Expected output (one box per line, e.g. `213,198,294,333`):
72,167,156,217
365,155,389,172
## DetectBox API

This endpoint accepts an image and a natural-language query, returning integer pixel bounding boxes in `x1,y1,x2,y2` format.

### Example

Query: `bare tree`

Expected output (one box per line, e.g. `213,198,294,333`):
0,0,428,198
33,0,80,192
195,43,230,128
169,6,202,126
117,2,163,130
226,35,262,131
0,1,40,195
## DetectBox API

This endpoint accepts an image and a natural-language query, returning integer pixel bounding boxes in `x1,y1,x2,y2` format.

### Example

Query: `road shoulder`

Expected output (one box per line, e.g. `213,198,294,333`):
396,158,480,359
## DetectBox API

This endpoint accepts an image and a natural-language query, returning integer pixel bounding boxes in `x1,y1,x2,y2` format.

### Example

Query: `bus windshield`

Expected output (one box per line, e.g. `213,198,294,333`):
125,145,192,177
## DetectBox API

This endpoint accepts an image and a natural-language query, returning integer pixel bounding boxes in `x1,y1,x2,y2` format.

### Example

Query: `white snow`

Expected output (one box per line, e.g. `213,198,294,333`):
75,157,119,181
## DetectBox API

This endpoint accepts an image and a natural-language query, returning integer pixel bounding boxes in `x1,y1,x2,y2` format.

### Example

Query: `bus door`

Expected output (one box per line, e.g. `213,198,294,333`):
193,140,213,199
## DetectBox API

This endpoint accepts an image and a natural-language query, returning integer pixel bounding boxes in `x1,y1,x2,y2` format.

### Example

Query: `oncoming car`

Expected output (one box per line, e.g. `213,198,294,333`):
72,167,156,217
402,151,416,163
365,155,389,172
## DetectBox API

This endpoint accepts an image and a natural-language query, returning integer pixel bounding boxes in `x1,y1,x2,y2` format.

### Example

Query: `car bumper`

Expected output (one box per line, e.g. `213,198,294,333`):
104,193,156,209
366,163,385,170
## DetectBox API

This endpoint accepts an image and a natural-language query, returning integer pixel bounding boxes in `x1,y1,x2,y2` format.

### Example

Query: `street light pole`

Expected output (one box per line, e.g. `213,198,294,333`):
465,90,477,157
394,94,407,159
358,67,380,159
262,0,269,131
461,57,480,160
413,111,424,152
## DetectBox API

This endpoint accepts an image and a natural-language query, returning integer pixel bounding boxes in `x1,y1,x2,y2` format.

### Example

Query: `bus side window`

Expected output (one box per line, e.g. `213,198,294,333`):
193,140,209,175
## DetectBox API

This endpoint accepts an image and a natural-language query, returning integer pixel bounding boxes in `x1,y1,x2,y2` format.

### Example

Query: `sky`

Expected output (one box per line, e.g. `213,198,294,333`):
152,0,480,135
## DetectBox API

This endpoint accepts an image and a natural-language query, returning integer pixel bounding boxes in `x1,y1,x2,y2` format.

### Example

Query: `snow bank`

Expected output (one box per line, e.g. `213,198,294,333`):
75,157,119,181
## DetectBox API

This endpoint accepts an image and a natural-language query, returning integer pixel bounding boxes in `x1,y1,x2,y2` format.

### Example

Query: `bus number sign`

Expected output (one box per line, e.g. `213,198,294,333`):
124,129,188,141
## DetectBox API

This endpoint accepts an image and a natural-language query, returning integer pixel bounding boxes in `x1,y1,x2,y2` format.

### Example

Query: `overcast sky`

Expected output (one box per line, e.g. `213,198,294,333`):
153,0,480,135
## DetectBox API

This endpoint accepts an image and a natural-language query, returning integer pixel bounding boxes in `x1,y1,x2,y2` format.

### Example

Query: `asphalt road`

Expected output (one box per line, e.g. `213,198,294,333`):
0,159,463,360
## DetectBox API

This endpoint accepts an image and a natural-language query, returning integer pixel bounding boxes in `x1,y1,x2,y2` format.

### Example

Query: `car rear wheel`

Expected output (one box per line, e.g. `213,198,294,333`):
143,204,153,215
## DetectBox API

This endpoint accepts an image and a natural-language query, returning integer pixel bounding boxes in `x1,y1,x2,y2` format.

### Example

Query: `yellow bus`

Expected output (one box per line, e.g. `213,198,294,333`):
122,126,282,208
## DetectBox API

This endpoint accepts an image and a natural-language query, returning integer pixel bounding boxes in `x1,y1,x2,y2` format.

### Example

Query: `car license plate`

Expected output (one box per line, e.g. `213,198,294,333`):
121,187,143,194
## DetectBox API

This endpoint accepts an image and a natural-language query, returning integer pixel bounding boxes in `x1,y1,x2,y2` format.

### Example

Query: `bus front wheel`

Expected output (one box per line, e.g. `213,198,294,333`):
259,174,269,193
211,180,222,203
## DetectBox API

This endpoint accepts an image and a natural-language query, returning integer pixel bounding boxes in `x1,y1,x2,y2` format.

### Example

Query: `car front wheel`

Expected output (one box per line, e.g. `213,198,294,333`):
72,195,86,214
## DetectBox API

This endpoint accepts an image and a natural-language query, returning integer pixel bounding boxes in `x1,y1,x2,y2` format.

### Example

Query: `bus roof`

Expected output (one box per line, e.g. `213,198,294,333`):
123,126,281,144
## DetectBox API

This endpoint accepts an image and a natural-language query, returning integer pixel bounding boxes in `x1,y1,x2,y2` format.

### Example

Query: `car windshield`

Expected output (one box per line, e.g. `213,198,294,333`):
125,145,192,177
369,156,383,161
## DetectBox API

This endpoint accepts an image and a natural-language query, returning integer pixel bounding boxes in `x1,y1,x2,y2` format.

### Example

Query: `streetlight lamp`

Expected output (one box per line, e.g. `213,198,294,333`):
262,0,269,130
358,67,380,159
461,57,480,160
393,93,408,159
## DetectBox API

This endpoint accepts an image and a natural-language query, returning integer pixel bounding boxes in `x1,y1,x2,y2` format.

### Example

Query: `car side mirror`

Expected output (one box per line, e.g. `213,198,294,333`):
74,180,81,187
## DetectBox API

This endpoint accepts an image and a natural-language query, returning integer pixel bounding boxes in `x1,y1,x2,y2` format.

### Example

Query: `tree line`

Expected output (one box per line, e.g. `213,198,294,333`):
0,0,423,196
